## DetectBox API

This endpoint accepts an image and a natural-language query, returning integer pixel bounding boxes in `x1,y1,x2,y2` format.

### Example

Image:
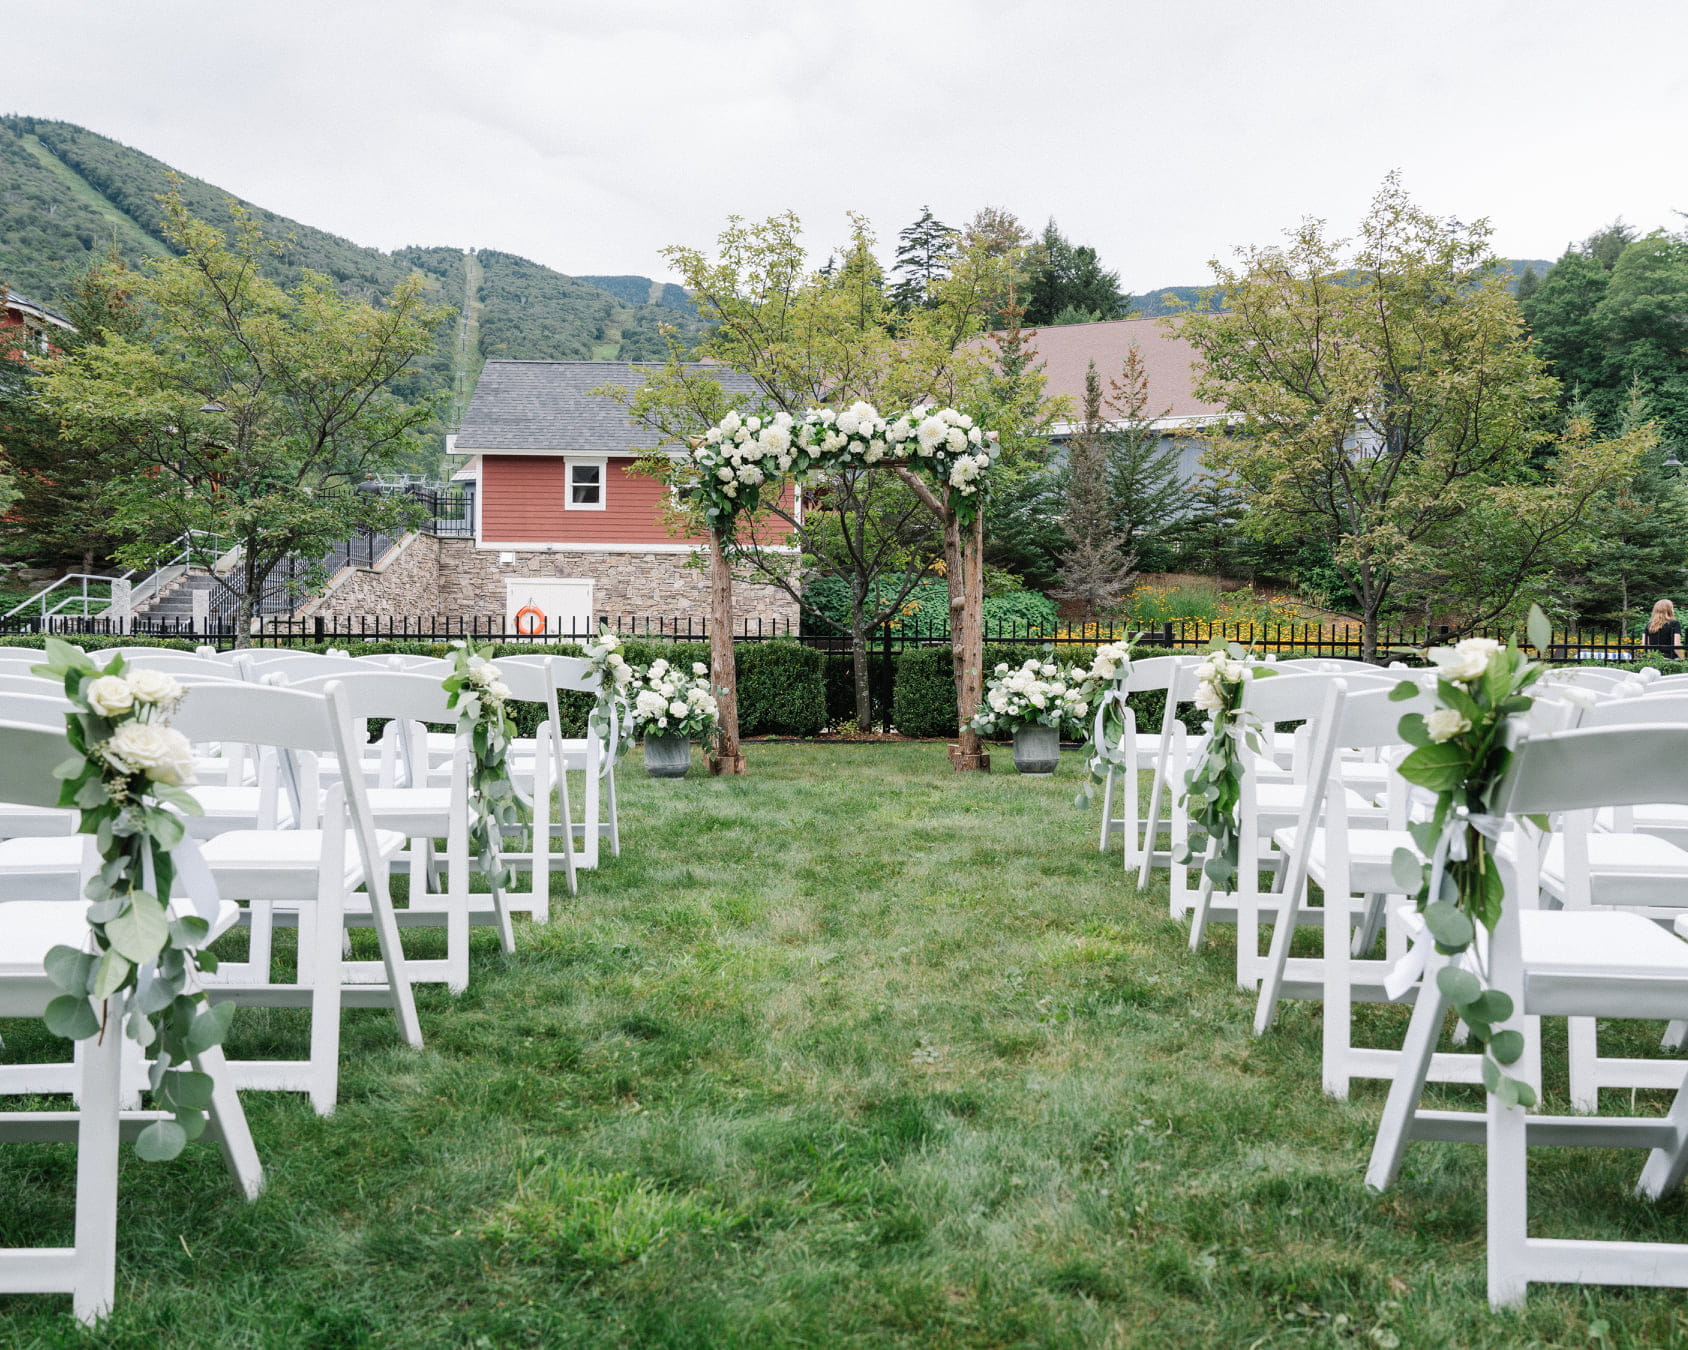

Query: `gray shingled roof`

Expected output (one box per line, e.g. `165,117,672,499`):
455,360,762,453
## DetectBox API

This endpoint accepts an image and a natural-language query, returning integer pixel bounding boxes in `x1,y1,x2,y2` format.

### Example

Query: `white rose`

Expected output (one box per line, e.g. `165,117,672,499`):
1431,637,1502,682
669,700,688,718
86,675,135,717
128,669,185,705
487,681,512,701
468,664,495,687
1425,708,1472,743
692,663,708,676
106,722,197,786
1194,682,1225,713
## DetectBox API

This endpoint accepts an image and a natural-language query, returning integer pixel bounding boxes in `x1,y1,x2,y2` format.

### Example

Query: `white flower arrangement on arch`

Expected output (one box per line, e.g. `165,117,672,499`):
627,657,719,740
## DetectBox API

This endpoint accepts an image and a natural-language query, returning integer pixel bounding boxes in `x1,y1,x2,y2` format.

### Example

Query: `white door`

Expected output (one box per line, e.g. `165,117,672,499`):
505,578,594,639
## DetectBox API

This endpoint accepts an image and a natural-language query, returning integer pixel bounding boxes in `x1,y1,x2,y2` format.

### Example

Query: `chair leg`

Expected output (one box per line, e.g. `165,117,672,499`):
1568,1016,1600,1113
1365,973,1449,1191
1323,892,1354,1100
1253,870,1306,1035
1487,1090,1532,1309
308,888,346,1116
1187,871,1217,951
71,998,122,1325
1663,1020,1688,1053
195,1044,264,1201
1352,892,1386,957
605,764,620,857
1097,768,1116,852
1636,1065,1688,1201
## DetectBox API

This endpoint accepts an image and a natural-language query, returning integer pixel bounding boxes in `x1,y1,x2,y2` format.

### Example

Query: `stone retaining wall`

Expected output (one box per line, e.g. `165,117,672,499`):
296,534,796,629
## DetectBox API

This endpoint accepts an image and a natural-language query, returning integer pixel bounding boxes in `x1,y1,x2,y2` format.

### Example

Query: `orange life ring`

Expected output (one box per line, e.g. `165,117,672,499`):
514,604,547,636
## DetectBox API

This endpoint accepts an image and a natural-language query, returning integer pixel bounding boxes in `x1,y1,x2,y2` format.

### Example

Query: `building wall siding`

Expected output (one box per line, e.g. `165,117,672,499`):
480,456,696,545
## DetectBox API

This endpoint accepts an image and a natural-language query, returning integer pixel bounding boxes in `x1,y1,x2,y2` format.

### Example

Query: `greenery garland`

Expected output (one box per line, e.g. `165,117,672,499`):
687,402,999,531
1388,610,1551,1107
33,638,232,1162
443,641,526,894
1176,645,1276,889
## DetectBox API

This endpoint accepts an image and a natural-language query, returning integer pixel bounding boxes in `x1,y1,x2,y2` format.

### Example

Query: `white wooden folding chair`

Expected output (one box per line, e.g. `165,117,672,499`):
284,669,516,991
496,654,619,867
489,657,576,913
0,720,263,1325
1249,682,1487,1099
1366,723,1688,1307
1093,655,1196,864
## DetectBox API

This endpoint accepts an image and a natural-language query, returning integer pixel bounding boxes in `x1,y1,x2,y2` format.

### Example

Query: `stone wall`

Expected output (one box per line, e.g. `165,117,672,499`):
293,533,797,630
435,540,797,628
302,532,441,618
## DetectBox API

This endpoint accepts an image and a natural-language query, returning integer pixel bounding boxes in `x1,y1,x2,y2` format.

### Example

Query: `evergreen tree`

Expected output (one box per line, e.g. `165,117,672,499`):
981,288,1065,590
888,205,957,312
1023,219,1126,326
1563,384,1688,627
1101,346,1186,556
1514,265,1540,307
1052,360,1136,614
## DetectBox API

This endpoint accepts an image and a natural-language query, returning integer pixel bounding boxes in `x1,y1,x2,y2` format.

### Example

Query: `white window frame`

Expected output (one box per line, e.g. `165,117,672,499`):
564,456,607,511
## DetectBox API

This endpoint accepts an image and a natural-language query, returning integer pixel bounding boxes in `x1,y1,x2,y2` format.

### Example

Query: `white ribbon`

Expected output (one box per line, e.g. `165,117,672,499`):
134,833,224,1007
1383,805,1509,1000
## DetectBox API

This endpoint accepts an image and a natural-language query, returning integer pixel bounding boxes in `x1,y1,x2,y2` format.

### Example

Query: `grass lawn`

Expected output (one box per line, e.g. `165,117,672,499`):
5,742,1688,1347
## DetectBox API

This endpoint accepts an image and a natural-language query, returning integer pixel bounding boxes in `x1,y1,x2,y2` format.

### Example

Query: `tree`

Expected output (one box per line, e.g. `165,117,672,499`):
1052,361,1135,614
1023,219,1126,326
37,191,450,642
1559,385,1688,627
1182,174,1644,658
1100,347,1186,556
1,248,149,571
888,206,958,312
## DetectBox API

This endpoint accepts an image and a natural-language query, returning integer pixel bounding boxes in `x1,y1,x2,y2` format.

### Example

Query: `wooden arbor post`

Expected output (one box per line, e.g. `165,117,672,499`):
706,526,746,775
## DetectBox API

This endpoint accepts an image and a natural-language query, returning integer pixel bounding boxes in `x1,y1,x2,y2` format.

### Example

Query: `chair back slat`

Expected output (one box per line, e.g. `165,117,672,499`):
1496,725,1688,814
0,720,75,808
281,671,454,725
171,681,338,753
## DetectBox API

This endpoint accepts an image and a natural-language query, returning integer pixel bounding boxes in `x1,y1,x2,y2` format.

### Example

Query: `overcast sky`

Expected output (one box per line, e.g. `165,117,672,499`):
10,0,1687,292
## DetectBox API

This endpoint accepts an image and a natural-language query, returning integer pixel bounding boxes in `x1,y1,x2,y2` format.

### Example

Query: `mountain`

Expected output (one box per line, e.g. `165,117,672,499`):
1127,259,1558,317
0,116,707,438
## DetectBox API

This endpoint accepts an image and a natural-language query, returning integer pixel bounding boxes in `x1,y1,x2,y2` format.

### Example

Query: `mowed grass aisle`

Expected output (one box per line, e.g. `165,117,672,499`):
5,744,1688,1348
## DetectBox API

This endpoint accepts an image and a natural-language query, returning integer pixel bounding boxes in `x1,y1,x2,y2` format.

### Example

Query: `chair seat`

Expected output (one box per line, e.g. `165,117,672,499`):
0,899,244,1015
0,803,76,839
198,829,408,900
182,786,297,837
364,787,453,835
0,835,86,899
1542,832,1688,907
1272,825,1419,893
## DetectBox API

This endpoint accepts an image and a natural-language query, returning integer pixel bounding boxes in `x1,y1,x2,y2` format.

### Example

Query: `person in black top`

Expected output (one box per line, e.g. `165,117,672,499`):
1644,597,1684,658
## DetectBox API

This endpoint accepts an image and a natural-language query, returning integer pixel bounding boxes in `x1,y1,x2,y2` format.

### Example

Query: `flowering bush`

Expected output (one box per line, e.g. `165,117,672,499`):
443,641,525,893
581,626,636,758
628,657,719,739
1388,617,1549,1108
32,639,228,1162
970,656,1095,738
1178,645,1276,888
687,402,1000,530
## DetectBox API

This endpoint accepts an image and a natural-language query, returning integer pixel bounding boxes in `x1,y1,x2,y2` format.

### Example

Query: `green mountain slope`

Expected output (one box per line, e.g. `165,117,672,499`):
1128,259,1557,317
0,116,707,440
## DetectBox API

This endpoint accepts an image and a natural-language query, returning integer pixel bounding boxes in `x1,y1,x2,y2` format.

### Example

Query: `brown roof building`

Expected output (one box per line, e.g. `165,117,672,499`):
1010,316,1224,431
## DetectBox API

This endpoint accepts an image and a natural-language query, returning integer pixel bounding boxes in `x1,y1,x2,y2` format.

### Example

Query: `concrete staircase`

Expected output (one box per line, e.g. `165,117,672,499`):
133,570,220,626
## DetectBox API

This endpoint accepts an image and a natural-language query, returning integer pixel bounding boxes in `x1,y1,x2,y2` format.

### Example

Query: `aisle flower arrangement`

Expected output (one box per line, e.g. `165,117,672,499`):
1178,645,1276,888
628,657,720,739
969,656,1096,739
33,639,226,1161
444,641,525,893
1075,638,1140,808
581,626,636,758
1388,612,1551,1106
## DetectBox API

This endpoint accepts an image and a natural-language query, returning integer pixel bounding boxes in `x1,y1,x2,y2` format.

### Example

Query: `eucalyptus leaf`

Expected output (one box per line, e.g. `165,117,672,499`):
1422,902,1475,949
43,994,100,1041
43,944,94,995
1526,603,1552,656
1436,965,1482,1006
1465,989,1514,1026
1489,1029,1526,1065
107,897,170,964
134,1119,187,1163
1481,1056,1501,1093
167,1070,215,1111
1390,848,1424,894
92,950,133,1000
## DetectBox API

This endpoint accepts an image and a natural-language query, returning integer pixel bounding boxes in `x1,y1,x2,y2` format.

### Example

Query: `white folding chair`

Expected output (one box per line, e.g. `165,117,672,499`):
1093,655,1196,865
1366,723,1688,1307
496,654,619,867
0,720,263,1325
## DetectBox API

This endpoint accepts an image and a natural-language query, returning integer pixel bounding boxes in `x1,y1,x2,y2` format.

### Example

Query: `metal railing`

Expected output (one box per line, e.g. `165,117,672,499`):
0,613,1660,661
1,531,227,620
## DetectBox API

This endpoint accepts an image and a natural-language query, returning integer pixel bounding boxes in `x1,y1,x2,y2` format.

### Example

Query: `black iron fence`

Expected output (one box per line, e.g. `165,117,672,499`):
0,612,1661,662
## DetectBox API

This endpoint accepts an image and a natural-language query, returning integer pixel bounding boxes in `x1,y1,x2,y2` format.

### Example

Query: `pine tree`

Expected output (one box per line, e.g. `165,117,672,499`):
888,206,957,312
1101,347,1187,556
1023,219,1126,326
1052,361,1136,614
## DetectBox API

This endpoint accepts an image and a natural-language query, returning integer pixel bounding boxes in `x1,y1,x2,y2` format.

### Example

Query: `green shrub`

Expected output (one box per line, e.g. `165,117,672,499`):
981,589,1059,636
891,647,956,737
736,640,826,736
